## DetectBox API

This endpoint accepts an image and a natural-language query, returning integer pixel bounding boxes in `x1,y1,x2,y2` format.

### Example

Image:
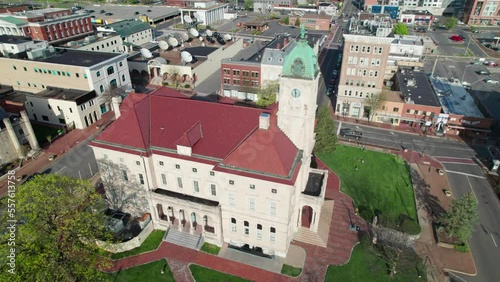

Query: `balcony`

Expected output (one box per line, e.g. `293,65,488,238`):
303,171,325,197
153,188,219,207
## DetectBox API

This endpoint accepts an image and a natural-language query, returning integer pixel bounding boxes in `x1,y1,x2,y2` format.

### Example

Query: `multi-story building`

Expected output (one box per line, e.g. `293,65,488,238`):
0,46,131,114
179,1,228,26
0,35,48,56
288,14,331,31
253,0,294,12
399,10,434,26
97,19,153,47
363,0,452,16
0,8,94,43
336,34,392,118
386,35,426,79
318,2,338,16
59,33,125,53
462,0,500,25
24,87,101,129
221,36,293,101
90,31,330,257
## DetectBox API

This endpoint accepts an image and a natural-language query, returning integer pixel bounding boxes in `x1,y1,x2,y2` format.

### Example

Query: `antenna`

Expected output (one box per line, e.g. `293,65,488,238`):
189,28,199,37
183,15,193,24
167,37,179,47
205,29,213,37
224,34,232,41
193,12,201,21
180,51,193,64
140,48,153,59
158,40,169,51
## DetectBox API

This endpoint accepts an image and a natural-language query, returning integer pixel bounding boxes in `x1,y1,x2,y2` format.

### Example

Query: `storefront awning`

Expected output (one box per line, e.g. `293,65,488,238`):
447,125,491,133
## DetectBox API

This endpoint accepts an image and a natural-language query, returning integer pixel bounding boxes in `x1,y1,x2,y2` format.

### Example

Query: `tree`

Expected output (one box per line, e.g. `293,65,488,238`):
364,91,388,122
0,174,112,282
314,104,337,154
243,0,253,11
470,25,477,33
101,84,129,105
295,17,301,27
167,66,182,90
282,16,289,25
374,243,425,280
444,17,458,30
440,192,479,243
256,80,279,107
97,158,149,217
393,23,409,35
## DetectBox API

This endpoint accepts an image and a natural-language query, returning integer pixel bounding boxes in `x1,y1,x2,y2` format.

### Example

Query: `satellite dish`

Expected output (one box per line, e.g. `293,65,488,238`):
224,34,232,41
183,15,193,23
199,36,203,41
189,28,199,37
193,12,201,21
167,37,179,47
181,51,193,63
179,32,189,42
140,48,153,59
205,29,213,37
158,40,169,51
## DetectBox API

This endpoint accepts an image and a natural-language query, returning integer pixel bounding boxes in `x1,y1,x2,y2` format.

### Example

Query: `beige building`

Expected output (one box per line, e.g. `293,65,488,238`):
90,33,330,257
0,46,130,113
372,91,404,125
336,34,392,118
25,87,101,129
0,108,39,165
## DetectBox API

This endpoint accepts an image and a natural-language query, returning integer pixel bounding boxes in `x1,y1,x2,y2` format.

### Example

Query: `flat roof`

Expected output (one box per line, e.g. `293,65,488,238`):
0,34,32,44
28,87,96,105
80,4,179,22
430,77,484,118
0,85,27,103
0,16,27,26
103,19,152,37
396,69,441,107
182,46,218,57
37,48,124,67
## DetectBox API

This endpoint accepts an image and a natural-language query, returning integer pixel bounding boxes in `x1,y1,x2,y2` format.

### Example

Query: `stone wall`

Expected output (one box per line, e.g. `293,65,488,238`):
0,129,19,166
96,220,154,253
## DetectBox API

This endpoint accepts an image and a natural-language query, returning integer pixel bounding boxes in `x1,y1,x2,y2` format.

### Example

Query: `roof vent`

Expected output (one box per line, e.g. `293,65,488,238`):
407,79,416,87
259,112,270,130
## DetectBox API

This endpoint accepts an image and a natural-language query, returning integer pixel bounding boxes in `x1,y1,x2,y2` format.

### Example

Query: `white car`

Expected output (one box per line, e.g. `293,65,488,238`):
484,79,500,84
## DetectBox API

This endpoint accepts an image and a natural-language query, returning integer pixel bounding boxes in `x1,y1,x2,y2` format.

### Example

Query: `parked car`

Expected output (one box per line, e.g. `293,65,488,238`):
332,70,338,78
485,61,499,67
484,79,500,84
339,128,362,139
450,35,463,42
105,12,113,16
327,85,334,96
477,69,491,75
462,81,471,90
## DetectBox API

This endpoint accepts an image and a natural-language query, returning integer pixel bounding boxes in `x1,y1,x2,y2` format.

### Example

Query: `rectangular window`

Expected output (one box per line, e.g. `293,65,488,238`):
177,177,183,188
193,180,199,192
244,221,249,235
211,184,217,196
393,107,399,112
42,115,49,121
161,173,167,185
406,109,411,114
138,173,144,185
96,71,101,77
249,198,255,210
270,227,276,242
270,202,276,216
122,170,128,181
159,161,164,166
229,193,235,206
257,224,262,240
232,69,240,76
231,218,237,232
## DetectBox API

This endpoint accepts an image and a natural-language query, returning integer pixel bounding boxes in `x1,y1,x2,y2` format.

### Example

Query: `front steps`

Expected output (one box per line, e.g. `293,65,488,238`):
163,228,204,250
293,199,334,247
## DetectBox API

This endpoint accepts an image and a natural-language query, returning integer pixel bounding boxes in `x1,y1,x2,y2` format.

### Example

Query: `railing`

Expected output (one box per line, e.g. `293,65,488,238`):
204,225,215,233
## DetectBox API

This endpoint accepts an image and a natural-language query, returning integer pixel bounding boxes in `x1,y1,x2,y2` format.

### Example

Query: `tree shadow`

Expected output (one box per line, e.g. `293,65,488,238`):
410,166,446,220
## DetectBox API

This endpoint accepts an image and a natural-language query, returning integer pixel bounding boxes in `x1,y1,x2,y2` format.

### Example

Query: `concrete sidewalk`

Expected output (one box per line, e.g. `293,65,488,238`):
0,111,114,196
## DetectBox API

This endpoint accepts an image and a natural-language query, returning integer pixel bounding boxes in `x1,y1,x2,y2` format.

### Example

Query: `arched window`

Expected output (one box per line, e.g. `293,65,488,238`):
99,85,104,93
230,218,237,232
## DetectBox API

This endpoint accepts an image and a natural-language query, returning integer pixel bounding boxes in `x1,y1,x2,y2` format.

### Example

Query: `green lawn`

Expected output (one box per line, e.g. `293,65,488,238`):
32,124,62,145
189,264,250,282
325,241,426,282
281,264,302,277
111,230,165,260
200,242,221,255
319,145,420,234
107,259,174,282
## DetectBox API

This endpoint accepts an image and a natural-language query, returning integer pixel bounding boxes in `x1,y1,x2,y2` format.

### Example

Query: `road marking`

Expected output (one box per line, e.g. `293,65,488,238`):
492,234,498,247
56,166,67,174
439,162,478,166
446,170,486,179
448,272,468,282
390,131,395,135
434,156,475,160
466,176,479,204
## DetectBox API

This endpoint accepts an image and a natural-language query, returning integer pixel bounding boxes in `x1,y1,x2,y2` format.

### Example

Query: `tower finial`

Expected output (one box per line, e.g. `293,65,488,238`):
300,23,305,39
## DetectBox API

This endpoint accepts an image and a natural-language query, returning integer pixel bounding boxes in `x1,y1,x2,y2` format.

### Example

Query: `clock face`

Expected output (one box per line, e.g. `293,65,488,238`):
291,88,301,98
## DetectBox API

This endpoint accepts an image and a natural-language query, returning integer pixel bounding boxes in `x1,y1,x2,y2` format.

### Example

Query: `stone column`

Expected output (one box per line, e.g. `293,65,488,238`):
20,111,40,151
3,118,23,158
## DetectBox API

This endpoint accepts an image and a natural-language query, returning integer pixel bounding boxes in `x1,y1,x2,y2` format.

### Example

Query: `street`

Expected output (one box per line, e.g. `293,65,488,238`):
336,122,500,282
43,141,98,181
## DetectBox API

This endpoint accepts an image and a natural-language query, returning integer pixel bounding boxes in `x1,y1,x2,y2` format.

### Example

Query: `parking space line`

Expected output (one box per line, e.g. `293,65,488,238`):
466,176,479,204
446,170,485,179
491,234,498,247
56,166,67,174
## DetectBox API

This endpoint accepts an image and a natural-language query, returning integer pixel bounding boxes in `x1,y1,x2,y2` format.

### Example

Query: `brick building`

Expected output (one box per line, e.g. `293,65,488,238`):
288,14,331,31
462,0,500,25
0,8,94,43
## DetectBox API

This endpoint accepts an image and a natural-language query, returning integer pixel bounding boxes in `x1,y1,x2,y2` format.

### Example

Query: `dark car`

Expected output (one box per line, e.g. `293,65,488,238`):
332,70,338,78
326,85,334,96
105,12,113,16
477,69,491,75
24,173,41,183
339,128,362,139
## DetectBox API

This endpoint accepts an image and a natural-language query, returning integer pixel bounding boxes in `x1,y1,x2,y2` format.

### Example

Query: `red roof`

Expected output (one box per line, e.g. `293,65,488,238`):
93,87,300,179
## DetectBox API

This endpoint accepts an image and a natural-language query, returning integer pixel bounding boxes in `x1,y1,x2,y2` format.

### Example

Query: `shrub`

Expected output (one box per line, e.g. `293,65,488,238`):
454,243,469,253
184,84,190,88
162,82,169,86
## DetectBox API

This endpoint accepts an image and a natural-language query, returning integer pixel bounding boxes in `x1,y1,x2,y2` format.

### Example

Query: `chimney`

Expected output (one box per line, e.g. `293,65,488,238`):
259,112,270,130
112,96,123,119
